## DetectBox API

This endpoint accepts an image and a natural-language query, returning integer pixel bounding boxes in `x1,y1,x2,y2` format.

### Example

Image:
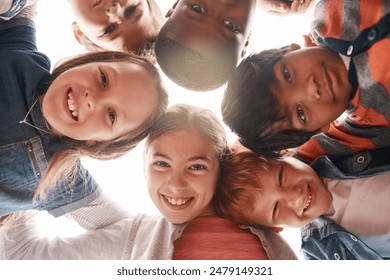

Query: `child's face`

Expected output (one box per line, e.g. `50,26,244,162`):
271,45,352,132
41,61,158,142
68,0,156,51
167,0,256,62
144,127,220,224
246,157,332,228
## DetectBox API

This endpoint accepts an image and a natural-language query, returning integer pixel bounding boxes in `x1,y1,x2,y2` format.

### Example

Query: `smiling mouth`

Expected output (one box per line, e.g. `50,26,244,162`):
303,186,312,213
163,195,193,206
323,65,335,101
67,88,79,121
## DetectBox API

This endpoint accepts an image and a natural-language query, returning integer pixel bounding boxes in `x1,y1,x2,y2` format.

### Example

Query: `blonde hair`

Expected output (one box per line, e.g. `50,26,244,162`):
34,51,168,201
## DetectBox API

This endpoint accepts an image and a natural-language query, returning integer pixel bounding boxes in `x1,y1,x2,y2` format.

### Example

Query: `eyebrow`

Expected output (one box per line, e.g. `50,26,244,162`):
188,156,211,163
151,154,211,163
151,152,171,161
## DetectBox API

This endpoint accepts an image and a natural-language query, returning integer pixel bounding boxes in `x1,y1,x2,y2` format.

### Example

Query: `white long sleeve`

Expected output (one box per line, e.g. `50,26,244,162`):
65,193,130,231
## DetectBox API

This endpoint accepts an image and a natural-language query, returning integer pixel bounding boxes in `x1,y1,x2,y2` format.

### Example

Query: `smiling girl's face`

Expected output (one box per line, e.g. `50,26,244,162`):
144,127,220,224
68,0,158,52
41,61,158,142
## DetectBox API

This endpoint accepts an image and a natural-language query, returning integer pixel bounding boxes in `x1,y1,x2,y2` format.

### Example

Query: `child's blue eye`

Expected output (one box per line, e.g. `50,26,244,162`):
297,105,306,124
191,4,206,14
282,65,292,83
125,5,138,17
108,108,116,125
224,20,241,34
155,161,170,167
103,24,115,36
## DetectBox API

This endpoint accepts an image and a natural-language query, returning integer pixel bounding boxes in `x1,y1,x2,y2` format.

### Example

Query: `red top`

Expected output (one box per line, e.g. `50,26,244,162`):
173,215,269,260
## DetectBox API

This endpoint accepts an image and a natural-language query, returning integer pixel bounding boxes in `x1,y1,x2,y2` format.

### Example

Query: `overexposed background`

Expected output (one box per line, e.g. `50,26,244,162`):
34,0,315,258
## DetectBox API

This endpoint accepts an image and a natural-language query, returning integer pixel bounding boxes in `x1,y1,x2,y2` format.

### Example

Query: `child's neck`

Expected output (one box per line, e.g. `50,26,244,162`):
199,203,217,217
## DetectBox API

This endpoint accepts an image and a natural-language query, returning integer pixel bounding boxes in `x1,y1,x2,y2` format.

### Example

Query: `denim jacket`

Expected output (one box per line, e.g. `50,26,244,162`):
0,20,101,217
300,147,390,260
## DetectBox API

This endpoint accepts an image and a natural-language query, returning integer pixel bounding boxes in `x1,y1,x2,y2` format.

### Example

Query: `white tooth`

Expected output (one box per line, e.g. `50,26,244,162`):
171,198,177,205
177,199,183,205
72,111,78,117
68,92,75,101
68,104,76,111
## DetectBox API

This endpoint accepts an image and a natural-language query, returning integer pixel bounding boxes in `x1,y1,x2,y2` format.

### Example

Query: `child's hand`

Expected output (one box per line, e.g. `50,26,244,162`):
258,0,316,16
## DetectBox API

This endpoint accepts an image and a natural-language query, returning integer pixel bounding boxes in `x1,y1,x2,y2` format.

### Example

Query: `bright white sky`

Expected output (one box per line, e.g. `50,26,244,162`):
33,0,315,258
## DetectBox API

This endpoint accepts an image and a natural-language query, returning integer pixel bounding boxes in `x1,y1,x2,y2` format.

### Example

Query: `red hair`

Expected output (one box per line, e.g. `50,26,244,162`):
213,147,273,224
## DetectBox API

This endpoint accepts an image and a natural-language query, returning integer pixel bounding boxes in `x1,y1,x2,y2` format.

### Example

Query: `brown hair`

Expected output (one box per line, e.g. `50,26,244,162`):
145,104,228,170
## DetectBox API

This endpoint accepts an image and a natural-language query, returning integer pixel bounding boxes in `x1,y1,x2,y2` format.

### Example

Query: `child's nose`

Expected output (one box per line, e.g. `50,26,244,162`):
307,75,321,100
286,185,305,211
84,91,95,111
105,2,123,23
168,173,187,192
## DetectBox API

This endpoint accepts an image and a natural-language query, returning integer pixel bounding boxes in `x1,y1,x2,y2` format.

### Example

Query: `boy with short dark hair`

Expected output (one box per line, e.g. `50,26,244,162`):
222,0,390,163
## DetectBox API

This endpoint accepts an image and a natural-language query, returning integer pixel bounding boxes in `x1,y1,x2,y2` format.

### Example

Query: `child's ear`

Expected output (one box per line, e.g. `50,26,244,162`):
165,0,179,18
71,22,85,46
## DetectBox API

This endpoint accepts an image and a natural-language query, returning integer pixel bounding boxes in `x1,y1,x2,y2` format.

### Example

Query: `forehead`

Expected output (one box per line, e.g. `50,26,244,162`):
279,46,336,63
146,128,218,158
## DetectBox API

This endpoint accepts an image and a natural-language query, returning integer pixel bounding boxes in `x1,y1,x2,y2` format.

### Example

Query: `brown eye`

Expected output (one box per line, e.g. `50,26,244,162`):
103,24,115,36
100,70,108,87
297,105,306,124
125,5,137,17
191,4,206,13
282,65,292,83
108,107,116,125
224,20,241,34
